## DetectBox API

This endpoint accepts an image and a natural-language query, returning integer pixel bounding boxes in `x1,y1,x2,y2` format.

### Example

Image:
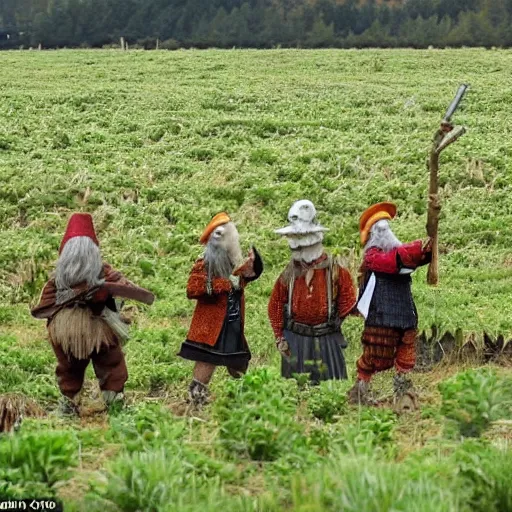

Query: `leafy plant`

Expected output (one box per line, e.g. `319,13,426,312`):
341,408,397,457
214,368,303,461
449,439,512,512
439,368,512,438
86,445,237,512
0,430,78,497
107,402,186,452
306,381,348,423
289,453,460,512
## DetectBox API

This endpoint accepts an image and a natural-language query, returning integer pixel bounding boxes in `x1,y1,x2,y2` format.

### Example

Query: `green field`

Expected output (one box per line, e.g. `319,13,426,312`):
0,49,511,510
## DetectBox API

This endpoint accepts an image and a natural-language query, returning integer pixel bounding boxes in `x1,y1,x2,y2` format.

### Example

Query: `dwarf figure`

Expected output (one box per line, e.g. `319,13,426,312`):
31,213,154,415
348,202,432,411
178,212,263,407
268,200,356,382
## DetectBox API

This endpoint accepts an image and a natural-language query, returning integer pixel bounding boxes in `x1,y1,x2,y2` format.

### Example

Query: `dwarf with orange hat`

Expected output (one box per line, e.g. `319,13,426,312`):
31,213,154,415
178,212,263,407
347,202,432,410
268,200,356,383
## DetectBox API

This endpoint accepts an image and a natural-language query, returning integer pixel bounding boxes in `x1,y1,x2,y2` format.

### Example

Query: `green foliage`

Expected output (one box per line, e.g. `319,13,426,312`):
86,446,234,512
306,381,348,423
439,368,512,438
0,334,58,403
214,368,303,461
3,0,512,50
107,402,186,452
86,432,239,512
0,49,512,510
0,430,77,497
342,408,397,457
451,440,512,512
288,439,512,511
289,453,460,512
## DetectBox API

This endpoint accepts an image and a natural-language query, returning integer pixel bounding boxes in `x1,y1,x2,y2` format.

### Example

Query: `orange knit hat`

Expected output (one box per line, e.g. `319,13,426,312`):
199,212,231,245
359,202,397,245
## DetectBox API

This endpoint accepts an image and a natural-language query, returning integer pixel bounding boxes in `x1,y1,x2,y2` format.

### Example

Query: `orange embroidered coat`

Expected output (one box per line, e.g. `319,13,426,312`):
186,258,261,347
268,255,357,339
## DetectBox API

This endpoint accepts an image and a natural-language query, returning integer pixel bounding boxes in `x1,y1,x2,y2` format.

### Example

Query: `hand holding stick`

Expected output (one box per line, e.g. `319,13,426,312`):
426,85,468,285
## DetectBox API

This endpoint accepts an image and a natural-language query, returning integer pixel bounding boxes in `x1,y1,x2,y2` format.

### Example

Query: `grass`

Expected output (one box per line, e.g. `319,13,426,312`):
0,48,511,509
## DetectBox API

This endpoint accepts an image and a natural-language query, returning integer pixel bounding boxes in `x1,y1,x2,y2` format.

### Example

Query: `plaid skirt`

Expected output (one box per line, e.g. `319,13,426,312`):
281,329,348,382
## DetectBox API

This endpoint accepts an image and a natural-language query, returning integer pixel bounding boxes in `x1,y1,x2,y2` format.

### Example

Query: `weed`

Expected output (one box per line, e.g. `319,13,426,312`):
214,368,303,461
439,368,512,438
0,429,78,497
306,380,348,423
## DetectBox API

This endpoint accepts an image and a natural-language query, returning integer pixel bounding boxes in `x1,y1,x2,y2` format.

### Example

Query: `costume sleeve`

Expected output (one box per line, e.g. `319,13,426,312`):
97,264,155,305
30,279,57,317
268,277,287,339
235,246,264,283
186,260,232,299
397,240,432,268
364,247,400,274
103,264,134,286
337,267,357,318
365,241,432,274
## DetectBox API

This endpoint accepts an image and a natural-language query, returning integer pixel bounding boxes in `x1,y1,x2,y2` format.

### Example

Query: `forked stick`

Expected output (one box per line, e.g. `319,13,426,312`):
426,85,468,286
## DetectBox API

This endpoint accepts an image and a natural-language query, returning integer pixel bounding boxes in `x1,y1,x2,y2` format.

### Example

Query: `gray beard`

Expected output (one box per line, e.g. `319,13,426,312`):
365,230,402,253
55,237,104,304
204,243,236,279
291,243,324,263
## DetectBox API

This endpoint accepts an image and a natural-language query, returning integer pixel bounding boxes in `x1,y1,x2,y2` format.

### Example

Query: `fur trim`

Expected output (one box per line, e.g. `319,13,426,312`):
48,307,116,360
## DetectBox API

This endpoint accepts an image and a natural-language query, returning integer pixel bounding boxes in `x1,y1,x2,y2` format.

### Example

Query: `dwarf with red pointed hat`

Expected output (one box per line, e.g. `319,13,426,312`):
178,212,263,407
31,213,154,415
347,202,432,411
268,200,357,383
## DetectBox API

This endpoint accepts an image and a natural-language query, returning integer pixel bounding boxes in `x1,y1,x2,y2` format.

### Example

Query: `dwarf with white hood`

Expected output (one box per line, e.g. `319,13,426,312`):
348,202,432,410
268,200,356,382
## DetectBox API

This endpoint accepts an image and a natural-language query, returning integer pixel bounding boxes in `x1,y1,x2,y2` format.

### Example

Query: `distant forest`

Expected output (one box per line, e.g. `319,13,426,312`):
1,0,512,49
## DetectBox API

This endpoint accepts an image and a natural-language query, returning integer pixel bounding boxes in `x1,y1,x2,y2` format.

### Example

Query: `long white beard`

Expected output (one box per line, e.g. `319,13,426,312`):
292,243,324,263
365,221,402,253
286,232,324,263
287,232,323,250
204,222,243,278
55,237,104,304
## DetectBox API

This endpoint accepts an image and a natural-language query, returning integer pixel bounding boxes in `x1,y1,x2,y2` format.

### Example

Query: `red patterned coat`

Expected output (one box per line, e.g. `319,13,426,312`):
185,257,260,347
268,254,357,339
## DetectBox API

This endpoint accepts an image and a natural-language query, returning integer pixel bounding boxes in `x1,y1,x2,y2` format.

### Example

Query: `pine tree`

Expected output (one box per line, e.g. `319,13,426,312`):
209,6,230,47
482,0,508,28
306,16,334,48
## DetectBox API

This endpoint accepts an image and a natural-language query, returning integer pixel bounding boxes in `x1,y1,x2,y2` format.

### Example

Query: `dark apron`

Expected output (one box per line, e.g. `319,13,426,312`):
281,256,348,382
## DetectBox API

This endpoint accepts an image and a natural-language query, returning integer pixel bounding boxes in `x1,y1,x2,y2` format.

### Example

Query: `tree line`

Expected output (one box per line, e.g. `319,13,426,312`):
1,0,512,50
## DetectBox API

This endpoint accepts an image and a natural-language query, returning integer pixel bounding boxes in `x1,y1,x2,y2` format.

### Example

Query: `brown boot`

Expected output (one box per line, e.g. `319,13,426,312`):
188,379,210,408
59,393,81,417
102,390,125,411
393,373,418,413
347,379,374,405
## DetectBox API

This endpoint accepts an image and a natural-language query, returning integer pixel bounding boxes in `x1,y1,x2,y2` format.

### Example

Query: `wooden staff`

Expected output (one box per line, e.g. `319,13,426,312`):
426,85,468,285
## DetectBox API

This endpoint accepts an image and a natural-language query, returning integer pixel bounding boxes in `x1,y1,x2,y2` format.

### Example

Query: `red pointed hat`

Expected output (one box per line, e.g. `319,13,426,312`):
59,213,99,254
